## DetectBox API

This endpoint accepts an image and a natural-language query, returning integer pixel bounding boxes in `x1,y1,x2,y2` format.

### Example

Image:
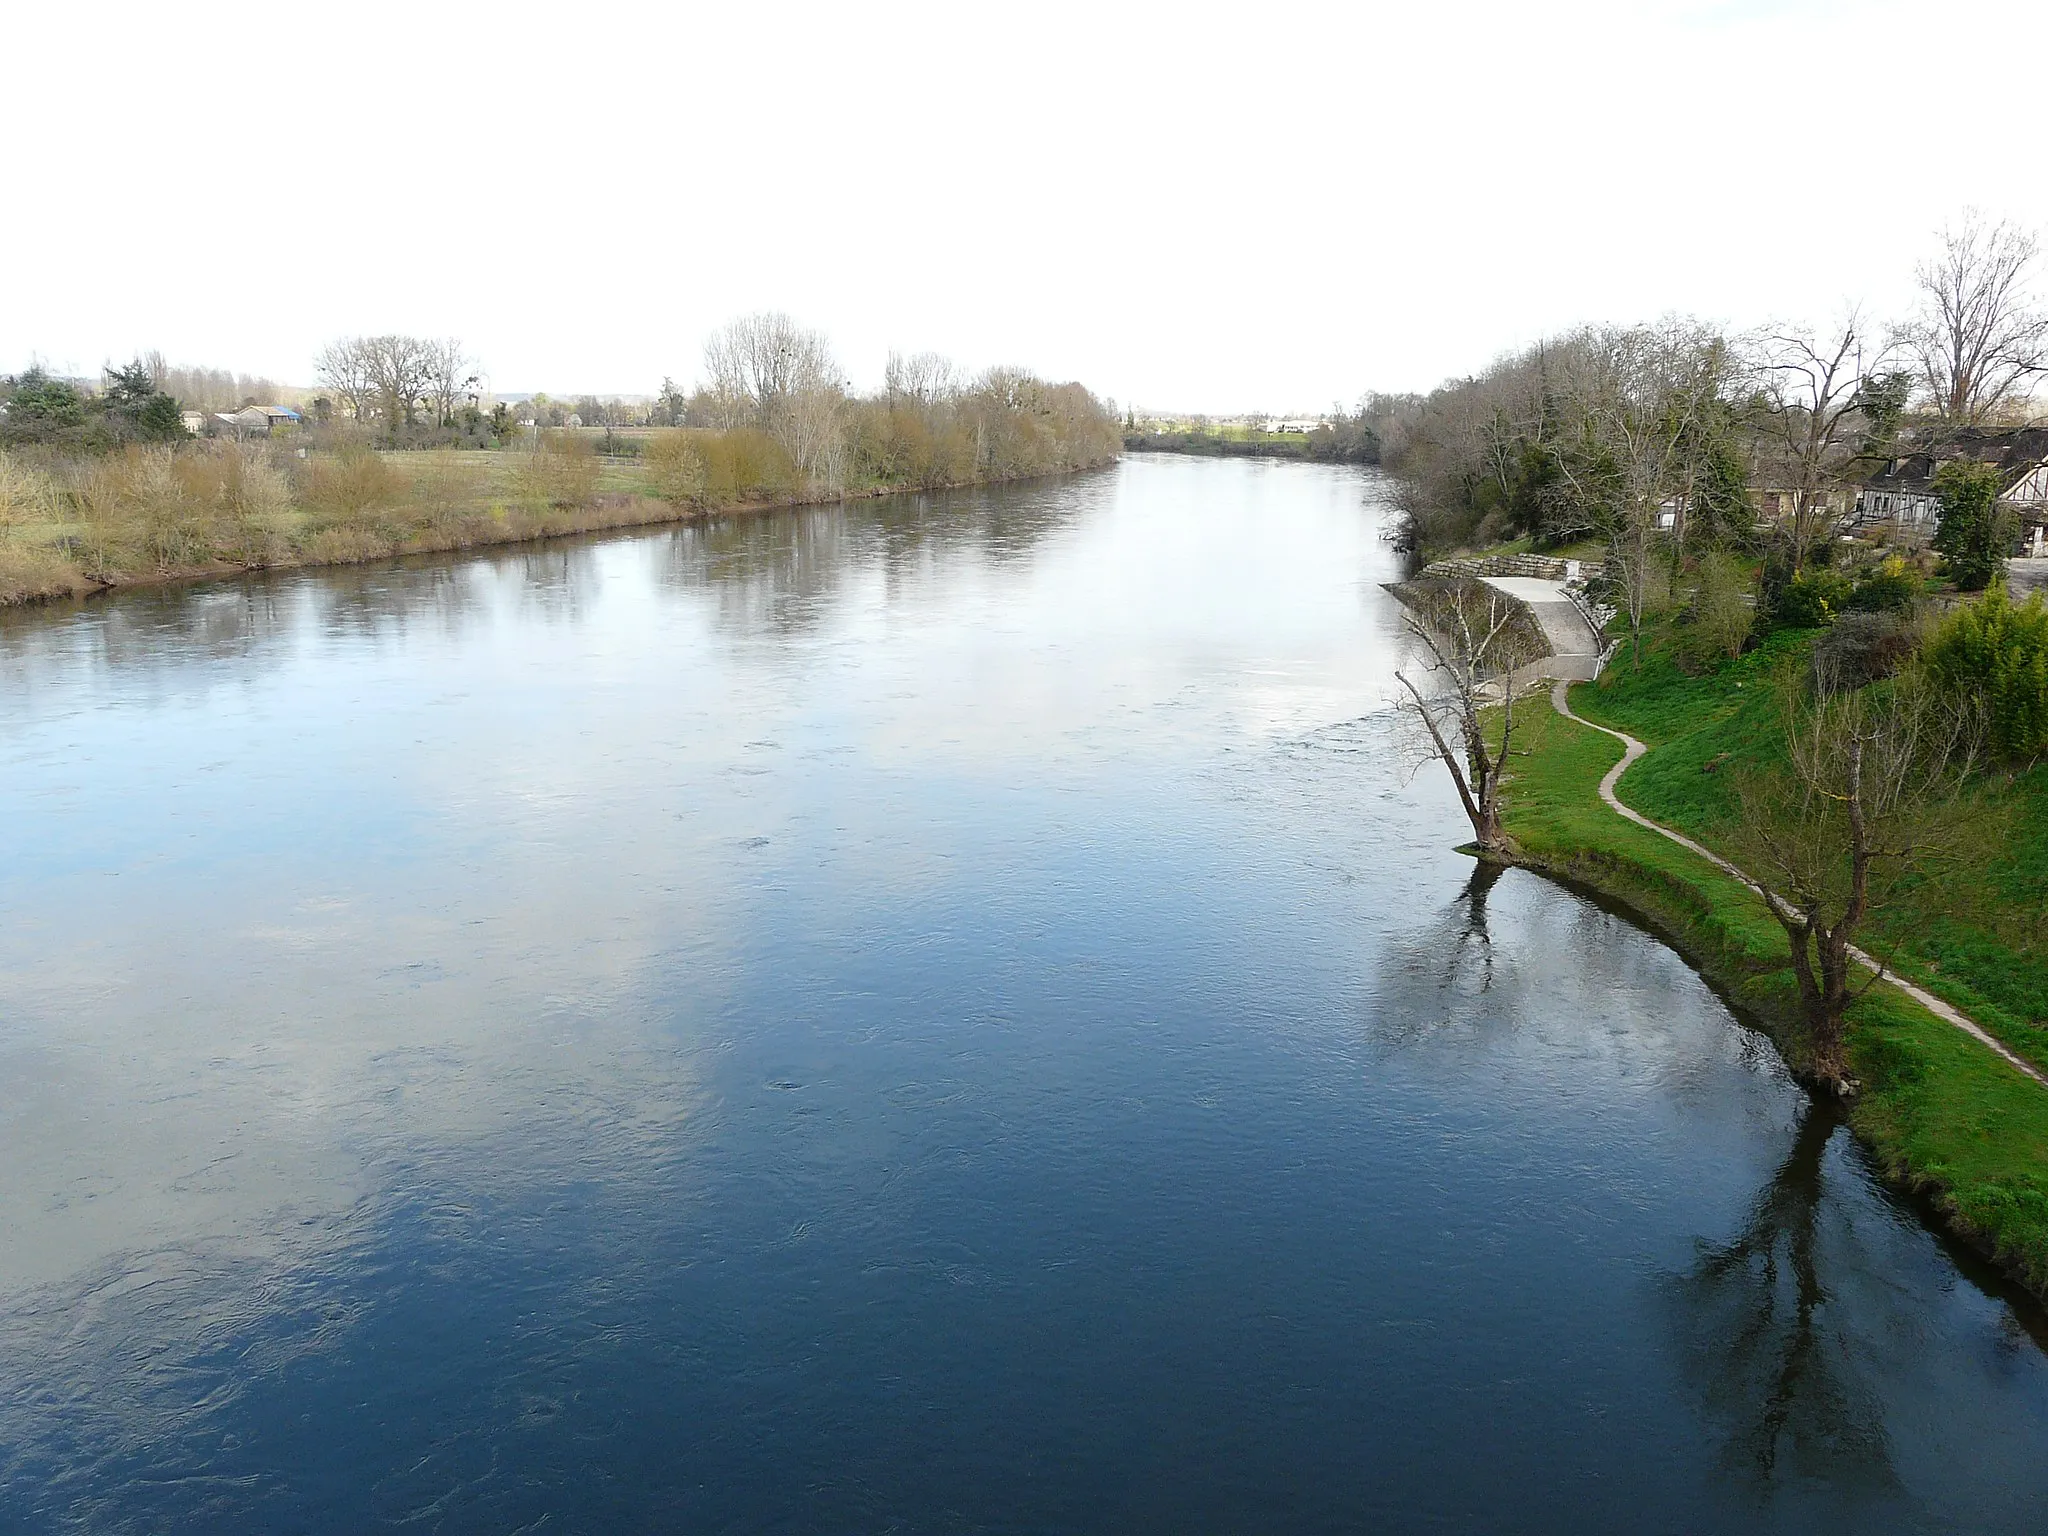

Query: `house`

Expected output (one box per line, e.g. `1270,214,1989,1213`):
1854,426,2048,550
179,410,206,436
212,405,303,436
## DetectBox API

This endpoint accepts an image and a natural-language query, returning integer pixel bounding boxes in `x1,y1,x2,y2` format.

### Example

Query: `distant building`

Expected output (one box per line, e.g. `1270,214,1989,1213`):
1855,426,2048,549
180,410,207,437
212,405,302,436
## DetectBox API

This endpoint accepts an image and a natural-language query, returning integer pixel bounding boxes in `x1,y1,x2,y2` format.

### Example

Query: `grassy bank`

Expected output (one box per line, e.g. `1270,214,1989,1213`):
0,430,1119,609
1502,668,2048,1298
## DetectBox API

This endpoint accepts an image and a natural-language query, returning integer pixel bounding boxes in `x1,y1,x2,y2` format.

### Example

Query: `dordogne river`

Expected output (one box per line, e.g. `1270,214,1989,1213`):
4,455,2047,1531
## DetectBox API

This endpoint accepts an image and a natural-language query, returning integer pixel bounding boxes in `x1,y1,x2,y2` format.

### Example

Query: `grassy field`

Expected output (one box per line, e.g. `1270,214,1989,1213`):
0,426,1119,608
1571,624,2048,1074
1501,653,2048,1298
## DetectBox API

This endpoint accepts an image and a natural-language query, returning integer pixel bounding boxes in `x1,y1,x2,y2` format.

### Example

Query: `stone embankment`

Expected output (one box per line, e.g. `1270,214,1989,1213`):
1393,553,1614,685
1417,553,1606,583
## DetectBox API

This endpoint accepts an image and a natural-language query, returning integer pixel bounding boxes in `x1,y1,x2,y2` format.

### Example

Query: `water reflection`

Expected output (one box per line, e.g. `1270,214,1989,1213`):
4,457,2048,1531
1671,1103,1903,1501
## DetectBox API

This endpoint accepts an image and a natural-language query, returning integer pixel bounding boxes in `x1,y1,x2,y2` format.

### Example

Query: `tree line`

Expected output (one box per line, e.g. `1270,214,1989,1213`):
0,314,1121,607
1380,214,2047,589
1388,213,2048,1094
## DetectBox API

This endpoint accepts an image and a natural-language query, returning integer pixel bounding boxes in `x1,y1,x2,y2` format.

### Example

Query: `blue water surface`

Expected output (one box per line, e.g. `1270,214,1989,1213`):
2,456,2045,1532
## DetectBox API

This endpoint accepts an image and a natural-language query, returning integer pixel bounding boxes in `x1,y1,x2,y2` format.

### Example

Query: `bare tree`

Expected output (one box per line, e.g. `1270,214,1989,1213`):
1393,578,1549,855
424,338,475,427
1556,321,1734,664
883,350,959,405
1730,669,1981,1092
1903,213,2048,426
362,335,434,430
162,362,286,414
315,336,437,431
313,339,376,422
1747,314,1906,573
702,313,838,433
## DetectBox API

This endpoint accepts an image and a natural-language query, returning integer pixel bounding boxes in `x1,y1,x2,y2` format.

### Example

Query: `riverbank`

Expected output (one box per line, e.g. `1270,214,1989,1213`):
0,453,1119,610
1502,676,2048,1299
1122,431,1377,464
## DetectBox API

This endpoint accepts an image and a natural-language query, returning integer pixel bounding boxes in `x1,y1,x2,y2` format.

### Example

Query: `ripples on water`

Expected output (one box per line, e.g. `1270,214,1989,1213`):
2,456,2046,1532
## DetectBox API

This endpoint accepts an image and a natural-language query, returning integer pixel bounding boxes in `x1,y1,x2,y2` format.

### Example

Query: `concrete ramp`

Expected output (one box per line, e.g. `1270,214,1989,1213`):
1478,575,1607,680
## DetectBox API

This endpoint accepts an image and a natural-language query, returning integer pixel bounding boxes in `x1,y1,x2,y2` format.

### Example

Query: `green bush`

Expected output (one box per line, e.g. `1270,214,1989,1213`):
1923,586,2048,757
1777,567,1853,628
1848,555,1923,613
1932,459,2015,592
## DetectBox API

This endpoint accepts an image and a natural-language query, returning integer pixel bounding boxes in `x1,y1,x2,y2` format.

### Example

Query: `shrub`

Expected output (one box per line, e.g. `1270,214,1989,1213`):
645,430,708,506
1776,567,1853,628
1677,551,1753,667
0,449,58,526
1848,554,1922,612
515,431,600,509
302,443,405,525
0,536,88,603
404,451,489,536
1922,586,2048,757
690,428,796,504
1813,610,1922,692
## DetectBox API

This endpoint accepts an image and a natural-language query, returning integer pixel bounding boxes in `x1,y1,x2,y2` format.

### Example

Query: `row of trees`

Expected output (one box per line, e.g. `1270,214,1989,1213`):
1384,214,2048,572
0,361,188,448
313,335,476,433
635,314,1121,500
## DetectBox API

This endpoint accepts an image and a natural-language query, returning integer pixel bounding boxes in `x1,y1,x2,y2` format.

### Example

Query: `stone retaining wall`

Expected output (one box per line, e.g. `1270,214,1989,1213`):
1418,553,1606,582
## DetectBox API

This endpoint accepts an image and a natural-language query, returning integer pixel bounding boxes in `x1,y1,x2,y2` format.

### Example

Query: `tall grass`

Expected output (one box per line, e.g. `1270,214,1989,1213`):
0,370,1122,607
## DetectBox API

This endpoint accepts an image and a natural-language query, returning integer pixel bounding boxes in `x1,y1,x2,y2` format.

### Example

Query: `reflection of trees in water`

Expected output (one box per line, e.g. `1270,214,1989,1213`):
1670,1100,1902,1503
660,482,1085,639
0,477,1090,692
1367,860,1508,1050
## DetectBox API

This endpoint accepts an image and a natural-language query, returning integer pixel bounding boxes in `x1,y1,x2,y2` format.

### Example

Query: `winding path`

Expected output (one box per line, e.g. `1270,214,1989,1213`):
1548,678,2048,1089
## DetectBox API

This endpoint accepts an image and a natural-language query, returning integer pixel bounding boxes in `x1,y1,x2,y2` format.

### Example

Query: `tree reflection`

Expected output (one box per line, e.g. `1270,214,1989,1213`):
1670,1100,1901,1500
1365,858,1510,1052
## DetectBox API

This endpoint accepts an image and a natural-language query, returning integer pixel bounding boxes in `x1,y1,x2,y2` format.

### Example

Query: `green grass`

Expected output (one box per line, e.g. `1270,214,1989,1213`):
1576,622,2048,1075
1503,675,2048,1297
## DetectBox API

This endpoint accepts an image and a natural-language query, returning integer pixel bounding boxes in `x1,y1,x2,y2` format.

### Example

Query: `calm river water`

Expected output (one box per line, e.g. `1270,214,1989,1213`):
3,455,2046,1531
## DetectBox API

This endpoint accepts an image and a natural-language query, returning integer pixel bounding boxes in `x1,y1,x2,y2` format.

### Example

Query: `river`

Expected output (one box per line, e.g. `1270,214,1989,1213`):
2,454,2045,1531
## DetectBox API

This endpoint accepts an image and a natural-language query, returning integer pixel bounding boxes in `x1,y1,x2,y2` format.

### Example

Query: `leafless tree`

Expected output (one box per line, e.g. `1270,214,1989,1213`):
1556,321,1734,663
315,335,439,430
1393,578,1549,855
1903,213,2048,426
313,339,377,423
363,335,435,429
1730,668,1981,1092
160,363,286,414
702,313,838,431
884,350,959,405
1746,314,1905,573
424,338,475,427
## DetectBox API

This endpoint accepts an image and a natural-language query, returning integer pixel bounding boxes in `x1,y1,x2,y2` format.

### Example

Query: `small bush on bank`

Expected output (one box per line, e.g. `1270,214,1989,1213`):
514,431,600,509
1776,567,1854,628
302,443,405,525
1849,555,1923,613
1814,610,1923,693
0,450,59,526
1923,587,2048,758
689,428,796,503
0,537,87,603
1676,551,1754,668
645,431,708,507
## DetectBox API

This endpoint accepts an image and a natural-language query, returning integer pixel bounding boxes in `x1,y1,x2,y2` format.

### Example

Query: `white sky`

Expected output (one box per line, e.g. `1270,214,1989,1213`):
6,0,2046,413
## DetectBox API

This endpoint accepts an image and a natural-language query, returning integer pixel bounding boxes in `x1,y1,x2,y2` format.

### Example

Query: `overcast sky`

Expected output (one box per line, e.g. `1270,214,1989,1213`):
7,0,2046,413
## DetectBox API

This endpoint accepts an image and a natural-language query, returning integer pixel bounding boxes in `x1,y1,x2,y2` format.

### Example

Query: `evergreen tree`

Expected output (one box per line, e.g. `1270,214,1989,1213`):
1931,459,2013,592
